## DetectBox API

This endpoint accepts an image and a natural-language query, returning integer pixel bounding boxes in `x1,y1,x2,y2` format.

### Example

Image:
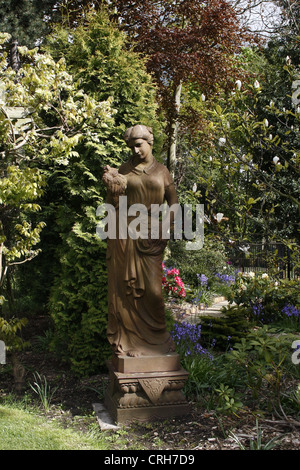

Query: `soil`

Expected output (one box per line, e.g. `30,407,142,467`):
1,314,300,451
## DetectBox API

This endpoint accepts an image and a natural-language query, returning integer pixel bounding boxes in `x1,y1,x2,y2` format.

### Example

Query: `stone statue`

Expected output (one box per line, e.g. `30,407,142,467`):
102,125,179,358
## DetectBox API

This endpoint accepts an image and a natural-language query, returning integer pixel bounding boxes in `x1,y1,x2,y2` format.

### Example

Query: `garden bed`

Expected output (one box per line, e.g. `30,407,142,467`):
1,314,300,451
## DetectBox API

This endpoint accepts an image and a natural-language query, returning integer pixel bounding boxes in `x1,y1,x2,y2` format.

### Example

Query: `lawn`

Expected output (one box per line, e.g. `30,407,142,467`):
0,403,108,450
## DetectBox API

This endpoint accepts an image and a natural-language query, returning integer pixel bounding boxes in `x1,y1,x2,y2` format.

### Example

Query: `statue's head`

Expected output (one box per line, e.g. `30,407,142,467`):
124,125,154,147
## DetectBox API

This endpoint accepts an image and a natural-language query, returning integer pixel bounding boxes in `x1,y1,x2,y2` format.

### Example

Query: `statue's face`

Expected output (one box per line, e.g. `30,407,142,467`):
129,138,152,161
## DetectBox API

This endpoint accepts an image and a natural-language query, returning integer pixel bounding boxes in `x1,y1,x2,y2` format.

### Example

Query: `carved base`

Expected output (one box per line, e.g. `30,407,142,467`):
104,358,190,425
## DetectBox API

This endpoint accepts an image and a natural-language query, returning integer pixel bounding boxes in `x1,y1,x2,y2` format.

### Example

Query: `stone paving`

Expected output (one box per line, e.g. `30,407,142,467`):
166,297,230,324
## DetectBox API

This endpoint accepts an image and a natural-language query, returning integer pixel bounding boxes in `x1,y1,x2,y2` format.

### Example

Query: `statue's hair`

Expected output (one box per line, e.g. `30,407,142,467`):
124,125,153,146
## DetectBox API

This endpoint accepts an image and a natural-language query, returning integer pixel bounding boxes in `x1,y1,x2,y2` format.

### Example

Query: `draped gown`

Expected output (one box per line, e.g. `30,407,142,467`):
106,157,178,357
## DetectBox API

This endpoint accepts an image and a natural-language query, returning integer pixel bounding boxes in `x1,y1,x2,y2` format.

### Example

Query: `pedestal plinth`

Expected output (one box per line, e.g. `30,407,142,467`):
104,353,190,425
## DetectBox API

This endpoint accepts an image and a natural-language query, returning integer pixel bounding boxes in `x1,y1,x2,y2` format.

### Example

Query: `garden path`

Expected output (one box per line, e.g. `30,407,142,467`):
166,297,230,324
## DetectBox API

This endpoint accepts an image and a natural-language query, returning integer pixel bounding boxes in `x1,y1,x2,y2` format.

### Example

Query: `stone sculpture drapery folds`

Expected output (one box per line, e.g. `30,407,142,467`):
102,125,178,358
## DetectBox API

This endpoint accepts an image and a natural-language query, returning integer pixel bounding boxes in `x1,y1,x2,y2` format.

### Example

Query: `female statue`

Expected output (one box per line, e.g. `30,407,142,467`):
102,125,178,358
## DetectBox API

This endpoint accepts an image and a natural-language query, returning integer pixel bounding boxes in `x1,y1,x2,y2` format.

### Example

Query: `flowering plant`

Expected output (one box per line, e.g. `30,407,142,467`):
227,271,272,307
216,272,235,285
192,273,214,306
162,263,186,300
228,273,300,324
170,321,213,360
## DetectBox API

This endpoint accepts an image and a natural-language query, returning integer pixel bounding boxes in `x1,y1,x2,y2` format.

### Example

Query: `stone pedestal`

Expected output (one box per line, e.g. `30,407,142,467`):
104,353,190,425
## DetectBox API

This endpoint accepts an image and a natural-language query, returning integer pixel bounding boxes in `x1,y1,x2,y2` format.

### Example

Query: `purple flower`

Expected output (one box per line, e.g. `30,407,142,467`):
251,301,264,318
197,274,208,286
282,304,300,318
216,273,235,284
170,321,213,360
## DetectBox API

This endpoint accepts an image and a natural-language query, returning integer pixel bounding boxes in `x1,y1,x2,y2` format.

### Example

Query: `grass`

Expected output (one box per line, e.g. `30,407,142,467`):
0,402,110,450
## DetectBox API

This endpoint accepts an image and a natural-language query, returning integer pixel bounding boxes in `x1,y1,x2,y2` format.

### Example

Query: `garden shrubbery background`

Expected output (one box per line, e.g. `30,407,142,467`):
0,0,299,423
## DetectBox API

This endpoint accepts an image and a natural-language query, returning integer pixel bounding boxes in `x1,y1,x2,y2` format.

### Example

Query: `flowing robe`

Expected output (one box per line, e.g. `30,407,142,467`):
106,157,178,356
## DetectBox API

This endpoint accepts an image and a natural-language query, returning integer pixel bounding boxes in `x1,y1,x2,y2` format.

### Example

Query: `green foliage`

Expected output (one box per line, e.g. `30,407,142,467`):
181,320,299,418
0,30,112,370
227,273,300,324
49,234,112,375
177,46,299,251
199,304,251,351
0,316,29,352
167,237,230,288
226,325,299,405
181,354,216,402
215,383,243,416
229,419,283,450
44,8,162,159
0,0,59,48
41,9,161,376
29,371,58,412
227,271,273,306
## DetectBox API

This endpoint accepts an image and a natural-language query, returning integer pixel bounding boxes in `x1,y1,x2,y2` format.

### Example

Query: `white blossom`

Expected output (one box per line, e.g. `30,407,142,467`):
215,213,224,223
235,80,242,90
264,118,269,127
218,137,226,146
192,183,197,192
254,80,260,89
239,245,250,253
201,94,206,102
273,156,280,165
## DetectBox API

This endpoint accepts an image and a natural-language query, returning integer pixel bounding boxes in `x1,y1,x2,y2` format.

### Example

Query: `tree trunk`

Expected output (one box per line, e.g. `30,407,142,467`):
167,82,182,179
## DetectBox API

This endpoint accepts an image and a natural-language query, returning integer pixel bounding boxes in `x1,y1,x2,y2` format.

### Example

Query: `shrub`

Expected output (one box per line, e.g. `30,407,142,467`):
44,9,160,376
162,263,186,301
227,273,300,324
199,304,252,351
225,325,300,409
0,316,29,354
166,238,229,288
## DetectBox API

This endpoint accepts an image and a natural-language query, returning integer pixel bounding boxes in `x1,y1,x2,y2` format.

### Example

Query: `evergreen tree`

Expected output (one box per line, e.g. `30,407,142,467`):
0,0,59,48
39,9,160,376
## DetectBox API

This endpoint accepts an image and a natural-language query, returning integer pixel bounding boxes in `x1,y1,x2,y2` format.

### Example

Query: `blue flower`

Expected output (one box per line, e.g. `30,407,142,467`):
197,274,208,286
216,273,235,284
170,321,213,360
252,301,264,317
282,304,300,318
